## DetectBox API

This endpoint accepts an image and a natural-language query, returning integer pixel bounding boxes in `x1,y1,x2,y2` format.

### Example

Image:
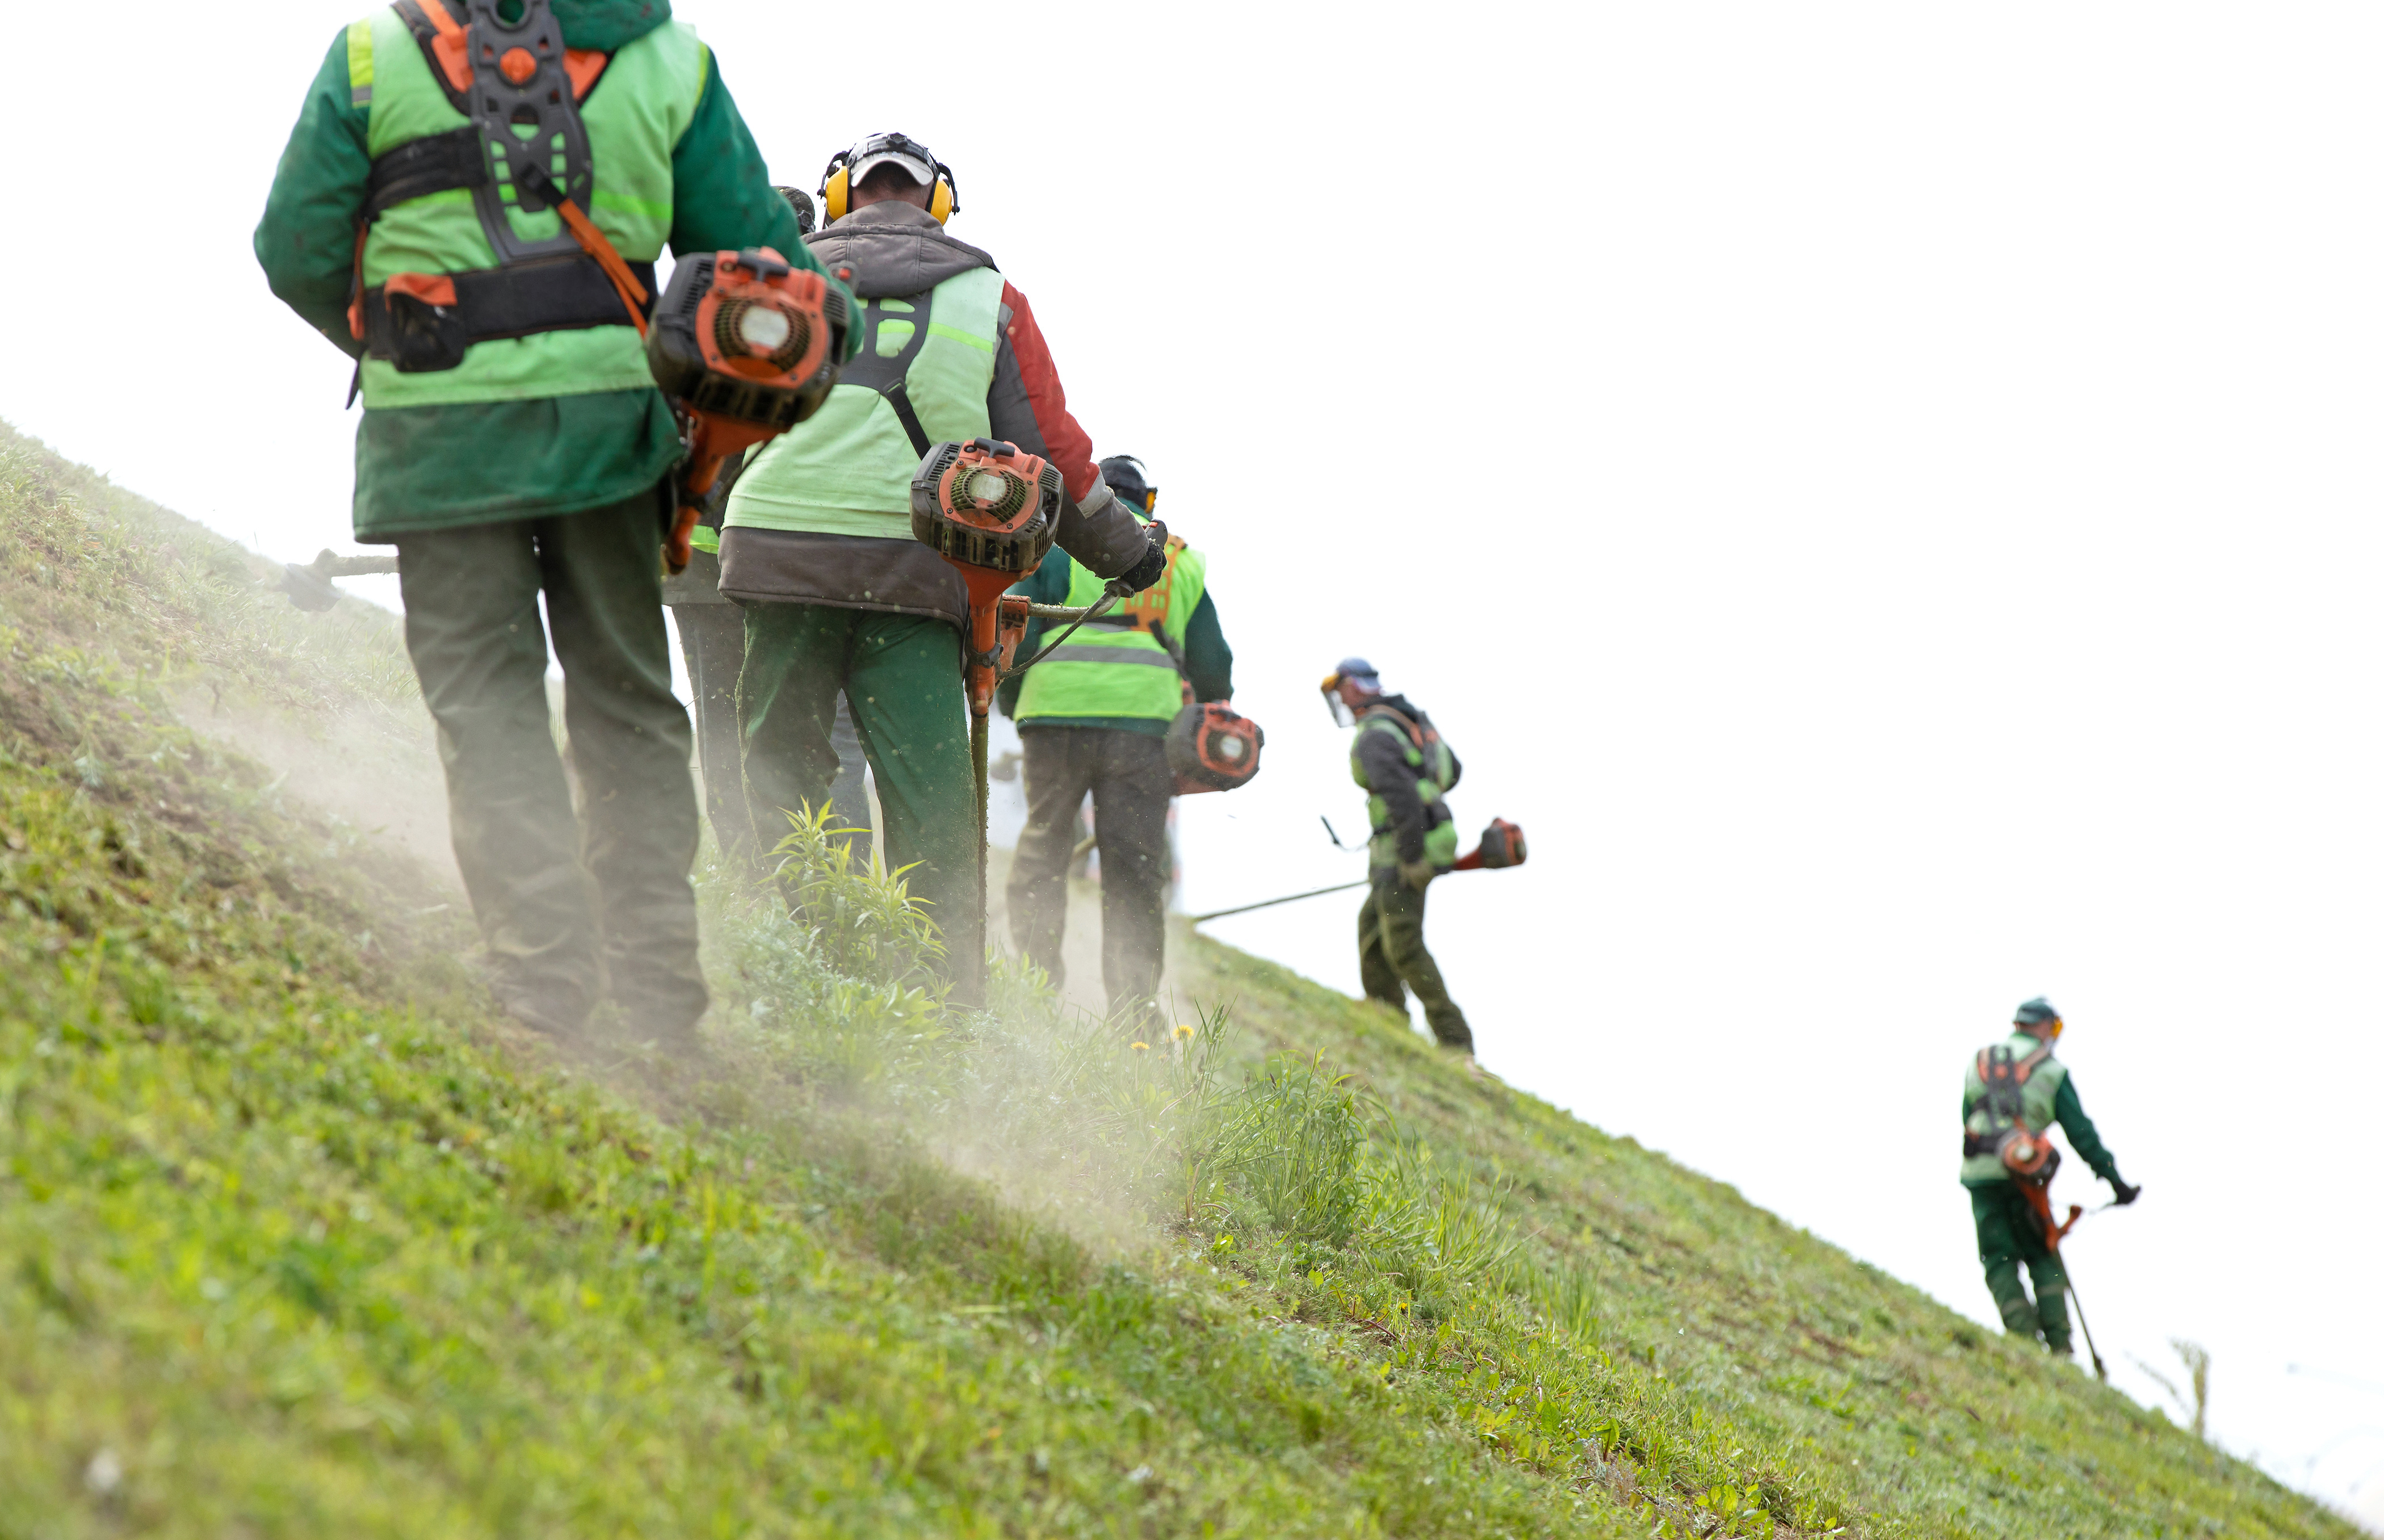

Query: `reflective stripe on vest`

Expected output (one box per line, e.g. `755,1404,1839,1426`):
349,6,706,409
1351,710,1459,868
1959,1033,2069,1183
1013,534,1207,723
723,266,1004,537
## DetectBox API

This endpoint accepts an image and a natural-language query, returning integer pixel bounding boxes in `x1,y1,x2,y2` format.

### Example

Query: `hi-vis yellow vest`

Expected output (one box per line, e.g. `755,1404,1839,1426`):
1013,529,1205,723
723,266,1006,536
345,6,708,408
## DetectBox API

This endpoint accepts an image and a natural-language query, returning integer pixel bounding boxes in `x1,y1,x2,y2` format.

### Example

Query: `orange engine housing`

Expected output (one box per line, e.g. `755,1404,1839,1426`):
646,247,850,573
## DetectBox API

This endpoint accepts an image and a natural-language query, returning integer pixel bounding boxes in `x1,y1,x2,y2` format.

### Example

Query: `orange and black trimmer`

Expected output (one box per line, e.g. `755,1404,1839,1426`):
1997,1127,2110,1381
1186,818,1531,925
2016,1174,2110,1380
647,249,850,574
909,439,1068,993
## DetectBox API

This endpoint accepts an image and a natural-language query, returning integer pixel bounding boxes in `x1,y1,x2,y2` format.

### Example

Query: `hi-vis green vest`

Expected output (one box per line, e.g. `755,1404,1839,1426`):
1960,1032,2069,1185
1352,709,1459,870
723,267,1006,536
1013,530,1206,723
345,7,708,410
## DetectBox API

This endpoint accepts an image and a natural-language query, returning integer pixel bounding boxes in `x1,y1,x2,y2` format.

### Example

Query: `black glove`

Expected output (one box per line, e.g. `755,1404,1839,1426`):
1112,519,1169,594
2108,1176,2140,1206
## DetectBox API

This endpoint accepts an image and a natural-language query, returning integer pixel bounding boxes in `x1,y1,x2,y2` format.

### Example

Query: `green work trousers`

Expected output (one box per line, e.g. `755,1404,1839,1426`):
1357,876,1472,1051
393,485,706,1037
737,603,979,998
672,602,872,871
1008,725,1173,1020
1970,1182,2072,1353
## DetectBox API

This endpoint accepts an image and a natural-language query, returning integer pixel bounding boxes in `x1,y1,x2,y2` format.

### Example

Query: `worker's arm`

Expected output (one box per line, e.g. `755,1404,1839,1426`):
254,31,373,359
1444,742,1464,792
1181,592,1233,703
985,283,1150,580
1356,727,1429,862
668,50,858,362
2051,1073,2121,1184
994,553,1075,717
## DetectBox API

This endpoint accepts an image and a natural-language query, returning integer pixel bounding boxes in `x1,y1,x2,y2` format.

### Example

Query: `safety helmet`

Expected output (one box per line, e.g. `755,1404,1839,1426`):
1319,657,1383,727
1099,455,1156,513
819,132,960,225
2013,996,2064,1038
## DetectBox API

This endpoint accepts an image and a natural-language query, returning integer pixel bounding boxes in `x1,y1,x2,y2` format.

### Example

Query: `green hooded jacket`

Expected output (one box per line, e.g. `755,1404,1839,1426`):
254,1,846,539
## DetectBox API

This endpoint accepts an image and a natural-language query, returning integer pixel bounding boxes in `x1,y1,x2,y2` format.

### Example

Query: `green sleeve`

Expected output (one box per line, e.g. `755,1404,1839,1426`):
254,31,373,360
1182,591,1233,703
2053,1074,2119,1182
994,553,1075,716
669,49,859,362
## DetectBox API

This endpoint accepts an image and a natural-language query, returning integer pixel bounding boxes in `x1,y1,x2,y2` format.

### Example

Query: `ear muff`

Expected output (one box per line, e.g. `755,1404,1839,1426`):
821,151,958,224
819,152,853,223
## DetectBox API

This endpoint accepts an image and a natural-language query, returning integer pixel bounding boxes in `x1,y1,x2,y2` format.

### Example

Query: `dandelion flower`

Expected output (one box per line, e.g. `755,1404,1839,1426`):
1131,1041,1151,1051
1173,1022,1195,1040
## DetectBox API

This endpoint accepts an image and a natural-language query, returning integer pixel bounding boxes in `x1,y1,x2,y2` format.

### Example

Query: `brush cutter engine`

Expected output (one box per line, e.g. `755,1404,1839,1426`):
1998,1127,2060,1184
910,438,1064,575
1168,703,1265,794
1454,817,1527,871
647,247,850,572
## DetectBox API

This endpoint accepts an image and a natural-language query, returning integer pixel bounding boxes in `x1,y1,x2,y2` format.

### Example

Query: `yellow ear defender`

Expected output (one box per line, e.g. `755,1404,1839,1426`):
819,134,960,226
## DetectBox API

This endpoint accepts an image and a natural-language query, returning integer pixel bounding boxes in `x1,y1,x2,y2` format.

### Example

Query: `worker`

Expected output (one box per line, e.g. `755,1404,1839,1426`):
1960,997,2140,1354
998,456,1233,1021
255,0,851,1043
664,186,871,871
717,131,1165,1002
1325,660,1474,1054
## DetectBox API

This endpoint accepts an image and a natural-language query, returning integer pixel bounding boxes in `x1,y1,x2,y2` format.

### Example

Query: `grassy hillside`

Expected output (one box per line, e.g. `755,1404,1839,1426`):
0,420,2352,1538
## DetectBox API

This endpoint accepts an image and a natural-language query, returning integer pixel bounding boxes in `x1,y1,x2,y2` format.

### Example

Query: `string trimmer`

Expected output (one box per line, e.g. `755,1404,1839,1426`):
909,438,1124,996
1187,818,1528,925
2017,1175,2110,1381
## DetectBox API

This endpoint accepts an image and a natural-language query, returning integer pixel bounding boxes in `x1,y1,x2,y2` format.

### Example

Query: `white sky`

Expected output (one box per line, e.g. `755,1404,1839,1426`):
4,2,2381,1522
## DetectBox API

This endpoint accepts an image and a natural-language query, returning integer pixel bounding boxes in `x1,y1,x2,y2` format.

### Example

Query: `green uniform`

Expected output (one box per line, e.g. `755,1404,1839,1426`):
1348,696,1470,1051
255,1,835,1036
1000,529,1233,1016
1959,1031,2122,1352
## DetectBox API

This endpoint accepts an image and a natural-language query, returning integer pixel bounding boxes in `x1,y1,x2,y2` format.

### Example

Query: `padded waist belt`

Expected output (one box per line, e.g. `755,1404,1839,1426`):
360,254,657,372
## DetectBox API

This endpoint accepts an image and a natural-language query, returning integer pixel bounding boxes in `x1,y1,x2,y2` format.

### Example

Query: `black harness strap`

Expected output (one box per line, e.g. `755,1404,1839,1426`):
360,253,656,370
363,126,486,220
880,380,934,458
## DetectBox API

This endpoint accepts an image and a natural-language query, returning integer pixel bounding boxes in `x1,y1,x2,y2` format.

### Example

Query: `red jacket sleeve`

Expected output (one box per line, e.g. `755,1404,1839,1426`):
1000,281,1101,502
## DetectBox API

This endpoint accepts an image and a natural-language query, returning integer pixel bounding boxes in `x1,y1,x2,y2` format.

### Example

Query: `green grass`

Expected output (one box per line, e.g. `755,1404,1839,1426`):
0,421,2354,1538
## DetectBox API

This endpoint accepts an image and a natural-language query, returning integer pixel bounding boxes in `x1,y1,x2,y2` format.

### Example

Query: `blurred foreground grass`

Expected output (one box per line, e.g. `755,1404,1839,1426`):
0,421,2351,1538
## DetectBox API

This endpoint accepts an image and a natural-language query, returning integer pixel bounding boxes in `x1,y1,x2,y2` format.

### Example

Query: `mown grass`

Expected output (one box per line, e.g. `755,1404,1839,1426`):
0,421,2355,1539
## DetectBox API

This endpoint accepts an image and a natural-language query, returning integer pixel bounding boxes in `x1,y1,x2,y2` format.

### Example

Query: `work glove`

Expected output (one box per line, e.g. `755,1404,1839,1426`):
2108,1176,2141,1206
1397,857,1437,891
1113,519,1170,594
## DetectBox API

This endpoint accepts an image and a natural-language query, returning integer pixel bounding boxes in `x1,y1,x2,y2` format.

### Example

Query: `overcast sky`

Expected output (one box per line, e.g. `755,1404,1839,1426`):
4,2,2381,1522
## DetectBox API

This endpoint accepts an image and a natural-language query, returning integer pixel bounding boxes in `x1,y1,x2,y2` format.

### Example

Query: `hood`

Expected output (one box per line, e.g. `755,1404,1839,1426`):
804,202,997,299
553,0,671,52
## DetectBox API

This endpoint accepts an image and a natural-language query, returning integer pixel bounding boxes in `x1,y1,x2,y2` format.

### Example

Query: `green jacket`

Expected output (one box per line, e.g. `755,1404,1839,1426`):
996,530,1233,736
254,0,840,539
1959,1031,2119,1187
